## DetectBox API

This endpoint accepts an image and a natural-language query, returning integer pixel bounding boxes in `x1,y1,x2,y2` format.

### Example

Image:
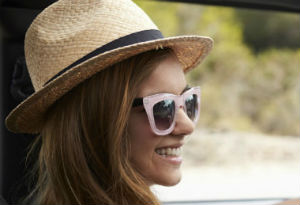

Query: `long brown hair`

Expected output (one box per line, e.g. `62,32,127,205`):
26,48,174,205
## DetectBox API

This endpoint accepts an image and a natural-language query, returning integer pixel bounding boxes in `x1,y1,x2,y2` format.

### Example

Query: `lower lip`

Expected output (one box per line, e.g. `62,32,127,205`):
155,153,183,165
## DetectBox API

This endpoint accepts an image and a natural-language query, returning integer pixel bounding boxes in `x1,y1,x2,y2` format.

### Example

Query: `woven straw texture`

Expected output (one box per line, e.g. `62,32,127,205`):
5,0,213,133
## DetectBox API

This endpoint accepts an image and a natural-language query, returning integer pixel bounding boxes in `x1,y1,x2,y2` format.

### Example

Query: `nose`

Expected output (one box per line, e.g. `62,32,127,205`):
171,108,195,136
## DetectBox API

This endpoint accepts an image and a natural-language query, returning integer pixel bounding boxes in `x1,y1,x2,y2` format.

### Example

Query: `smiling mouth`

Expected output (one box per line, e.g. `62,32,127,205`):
155,147,182,157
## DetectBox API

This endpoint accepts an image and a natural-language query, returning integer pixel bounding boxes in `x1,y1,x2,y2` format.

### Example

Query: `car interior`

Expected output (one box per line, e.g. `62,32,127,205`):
0,0,299,204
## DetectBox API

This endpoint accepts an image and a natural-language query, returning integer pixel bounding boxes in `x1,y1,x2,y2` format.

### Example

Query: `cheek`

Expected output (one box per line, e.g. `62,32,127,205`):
127,112,182,186
128,112,152,144
127,112,158,168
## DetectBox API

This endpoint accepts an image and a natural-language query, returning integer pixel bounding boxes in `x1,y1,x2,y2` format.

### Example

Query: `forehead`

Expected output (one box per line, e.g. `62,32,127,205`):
137,55,187,97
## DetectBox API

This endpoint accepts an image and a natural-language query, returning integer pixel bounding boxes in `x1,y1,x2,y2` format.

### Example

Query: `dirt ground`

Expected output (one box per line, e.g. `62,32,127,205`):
152,129,300,201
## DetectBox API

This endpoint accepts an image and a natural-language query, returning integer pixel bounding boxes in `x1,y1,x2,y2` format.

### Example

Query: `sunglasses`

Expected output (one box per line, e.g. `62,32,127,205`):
132,86,201,135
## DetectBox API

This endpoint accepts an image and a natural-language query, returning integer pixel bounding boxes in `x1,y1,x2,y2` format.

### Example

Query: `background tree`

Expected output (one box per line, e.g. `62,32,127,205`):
136,0,300,136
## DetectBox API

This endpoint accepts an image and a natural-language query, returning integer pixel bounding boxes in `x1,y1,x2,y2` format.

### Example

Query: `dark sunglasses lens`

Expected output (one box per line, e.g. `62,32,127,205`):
185,94,198,121
153,99,175,130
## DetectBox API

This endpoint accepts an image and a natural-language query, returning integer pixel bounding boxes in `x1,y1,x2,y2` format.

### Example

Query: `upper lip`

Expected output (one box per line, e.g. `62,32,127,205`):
156,142,184,149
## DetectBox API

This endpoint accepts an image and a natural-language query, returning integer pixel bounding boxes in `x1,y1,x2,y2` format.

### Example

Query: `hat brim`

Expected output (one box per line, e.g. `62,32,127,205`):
5,35,213,133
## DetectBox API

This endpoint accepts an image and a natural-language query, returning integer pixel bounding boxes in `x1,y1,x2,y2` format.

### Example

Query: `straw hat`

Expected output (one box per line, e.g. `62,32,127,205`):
5,0,213,134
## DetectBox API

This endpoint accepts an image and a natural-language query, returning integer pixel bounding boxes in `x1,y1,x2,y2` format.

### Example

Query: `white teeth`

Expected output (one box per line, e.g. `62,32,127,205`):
155,147,182,157
172,149,177,155
167,148,171,155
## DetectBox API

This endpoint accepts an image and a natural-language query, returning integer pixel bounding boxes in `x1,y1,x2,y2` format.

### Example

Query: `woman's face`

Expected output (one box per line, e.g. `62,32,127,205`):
128,54,195,186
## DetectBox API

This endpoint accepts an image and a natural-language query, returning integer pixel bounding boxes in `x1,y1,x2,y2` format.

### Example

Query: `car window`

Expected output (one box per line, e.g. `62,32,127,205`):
135,0,300,203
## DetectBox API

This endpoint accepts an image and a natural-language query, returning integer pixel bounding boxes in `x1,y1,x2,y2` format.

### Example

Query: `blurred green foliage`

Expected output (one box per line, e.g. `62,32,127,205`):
236,10,300,52
135,0,300,136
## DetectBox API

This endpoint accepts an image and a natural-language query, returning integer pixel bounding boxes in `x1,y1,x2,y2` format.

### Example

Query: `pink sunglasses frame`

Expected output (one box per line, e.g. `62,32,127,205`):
141,86,201,135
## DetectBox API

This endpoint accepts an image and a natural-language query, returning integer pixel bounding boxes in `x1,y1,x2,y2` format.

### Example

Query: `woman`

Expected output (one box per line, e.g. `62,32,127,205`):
5,0,213,204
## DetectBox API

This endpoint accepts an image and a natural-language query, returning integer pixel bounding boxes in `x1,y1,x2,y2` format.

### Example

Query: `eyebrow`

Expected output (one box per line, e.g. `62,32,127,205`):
181,84,191,94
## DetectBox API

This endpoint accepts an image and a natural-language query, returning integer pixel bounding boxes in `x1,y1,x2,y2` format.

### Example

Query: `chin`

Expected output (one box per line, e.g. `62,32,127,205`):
154,171,182,187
